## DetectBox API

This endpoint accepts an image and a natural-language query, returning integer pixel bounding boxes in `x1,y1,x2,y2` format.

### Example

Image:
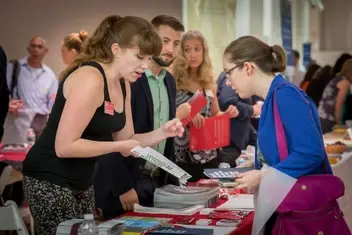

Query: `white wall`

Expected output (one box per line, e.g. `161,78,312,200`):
0,0,182,76
310,0,352,66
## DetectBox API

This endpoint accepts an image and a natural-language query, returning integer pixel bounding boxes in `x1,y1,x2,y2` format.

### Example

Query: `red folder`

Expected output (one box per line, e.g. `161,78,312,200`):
189,114,230,151
181,90,208,127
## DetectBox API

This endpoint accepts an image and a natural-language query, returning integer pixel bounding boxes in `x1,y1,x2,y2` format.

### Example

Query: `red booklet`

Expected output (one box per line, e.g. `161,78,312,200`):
181,90,207,127
189,114,230,151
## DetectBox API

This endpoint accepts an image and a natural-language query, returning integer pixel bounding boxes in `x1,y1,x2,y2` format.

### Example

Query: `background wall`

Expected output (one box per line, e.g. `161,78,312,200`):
184,0,236,78
0,0,182,76
311,0,352,66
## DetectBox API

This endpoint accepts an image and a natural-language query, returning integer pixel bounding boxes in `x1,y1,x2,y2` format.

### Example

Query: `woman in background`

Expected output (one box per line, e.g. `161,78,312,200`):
305,65,333,107
223,36,332,234
172,30,238,182
318,59,352,133
61,30,88,66
299,63,320,91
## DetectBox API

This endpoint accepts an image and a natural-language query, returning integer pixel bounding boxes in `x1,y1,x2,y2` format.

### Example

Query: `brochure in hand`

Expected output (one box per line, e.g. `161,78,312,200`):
131,146,192,185
189,114,230,151
204,167,253,179
181,90,208,127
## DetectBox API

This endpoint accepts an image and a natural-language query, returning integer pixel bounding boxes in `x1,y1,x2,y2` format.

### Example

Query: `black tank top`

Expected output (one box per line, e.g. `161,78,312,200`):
22,61,126,190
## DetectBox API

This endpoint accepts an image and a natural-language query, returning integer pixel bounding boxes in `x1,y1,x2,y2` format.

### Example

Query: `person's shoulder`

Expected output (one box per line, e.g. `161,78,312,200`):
276,83,306,99
165,70,176,81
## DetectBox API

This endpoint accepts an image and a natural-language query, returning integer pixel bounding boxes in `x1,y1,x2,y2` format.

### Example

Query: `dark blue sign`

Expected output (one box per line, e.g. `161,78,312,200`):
303,43,312,68
280,0,294,66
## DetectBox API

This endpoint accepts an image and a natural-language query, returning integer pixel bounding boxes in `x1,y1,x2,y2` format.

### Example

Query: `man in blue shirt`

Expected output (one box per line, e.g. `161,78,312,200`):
5,37,57,140
217,72,260,166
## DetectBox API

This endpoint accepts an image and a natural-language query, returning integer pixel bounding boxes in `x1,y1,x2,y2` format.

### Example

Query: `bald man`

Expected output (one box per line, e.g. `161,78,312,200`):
5,37,58,140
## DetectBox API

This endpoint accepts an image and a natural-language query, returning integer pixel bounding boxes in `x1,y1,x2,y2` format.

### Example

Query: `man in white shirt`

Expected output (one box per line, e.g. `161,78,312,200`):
5,37,57,141
291,50,306,87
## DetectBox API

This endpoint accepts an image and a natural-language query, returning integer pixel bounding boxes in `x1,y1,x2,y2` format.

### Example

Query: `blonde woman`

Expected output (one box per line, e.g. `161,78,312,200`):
172,30,239,182
61,30,88,66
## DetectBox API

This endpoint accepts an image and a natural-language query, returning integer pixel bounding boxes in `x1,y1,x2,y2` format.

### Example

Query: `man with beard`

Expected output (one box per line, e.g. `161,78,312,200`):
94,15,187,219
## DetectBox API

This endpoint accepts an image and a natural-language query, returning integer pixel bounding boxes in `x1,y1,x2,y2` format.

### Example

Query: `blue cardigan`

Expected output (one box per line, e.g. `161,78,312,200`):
255,74,332,178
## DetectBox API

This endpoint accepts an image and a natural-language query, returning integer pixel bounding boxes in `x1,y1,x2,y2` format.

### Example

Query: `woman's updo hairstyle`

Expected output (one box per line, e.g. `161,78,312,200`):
224,36,287,74
63,30,89,53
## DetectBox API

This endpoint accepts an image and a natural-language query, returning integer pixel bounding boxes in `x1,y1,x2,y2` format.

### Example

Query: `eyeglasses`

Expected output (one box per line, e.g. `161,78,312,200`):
224,63,243,82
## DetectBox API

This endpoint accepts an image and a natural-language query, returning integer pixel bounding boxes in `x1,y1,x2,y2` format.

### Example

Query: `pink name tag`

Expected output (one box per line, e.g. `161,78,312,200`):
104,101,114,116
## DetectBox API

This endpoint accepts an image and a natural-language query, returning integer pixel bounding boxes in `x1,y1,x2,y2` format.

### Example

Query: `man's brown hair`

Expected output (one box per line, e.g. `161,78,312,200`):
151,15,185,32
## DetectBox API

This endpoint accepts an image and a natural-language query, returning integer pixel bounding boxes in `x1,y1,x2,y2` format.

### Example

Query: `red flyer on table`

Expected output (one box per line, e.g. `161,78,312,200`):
181,90,207,127
189,114,230,151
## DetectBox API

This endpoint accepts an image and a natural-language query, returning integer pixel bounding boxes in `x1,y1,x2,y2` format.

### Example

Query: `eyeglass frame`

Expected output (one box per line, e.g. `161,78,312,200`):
224,63,244,83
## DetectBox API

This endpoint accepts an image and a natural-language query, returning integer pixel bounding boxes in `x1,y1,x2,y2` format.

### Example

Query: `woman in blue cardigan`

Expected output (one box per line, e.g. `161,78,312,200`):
222,36,332,234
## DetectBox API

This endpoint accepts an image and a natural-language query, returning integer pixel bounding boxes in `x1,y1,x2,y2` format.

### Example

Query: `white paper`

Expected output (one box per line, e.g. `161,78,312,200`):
133,204,204,216
216,194,255,210
131,146,192,185
252,165,297,235
175,224,235,235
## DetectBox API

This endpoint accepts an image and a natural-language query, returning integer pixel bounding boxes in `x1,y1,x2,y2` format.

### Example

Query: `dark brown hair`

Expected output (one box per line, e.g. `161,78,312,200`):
151,15,185,32
293,50,300,59
63,30,88,52
340,59,352,82
60,15,162,80
224,36,287,74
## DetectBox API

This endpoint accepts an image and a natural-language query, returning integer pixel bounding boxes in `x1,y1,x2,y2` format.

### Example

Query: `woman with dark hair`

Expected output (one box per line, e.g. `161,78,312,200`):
22,15,184,234
332,53,352,77
319,59,352,133
299,63,320,91
305,65,333,106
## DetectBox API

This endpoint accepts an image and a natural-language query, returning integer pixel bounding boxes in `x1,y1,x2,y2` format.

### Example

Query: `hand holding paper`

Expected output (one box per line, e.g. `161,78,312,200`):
176,103,192,120
189,114,230,151
120,139,141,157
161,118,184,138
181,90,207,127
191,114,205,129
235,170,262,192
224,105,239,118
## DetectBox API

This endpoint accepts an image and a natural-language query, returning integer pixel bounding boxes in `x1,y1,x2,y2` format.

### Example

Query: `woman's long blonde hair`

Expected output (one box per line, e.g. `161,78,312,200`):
173,30,214,91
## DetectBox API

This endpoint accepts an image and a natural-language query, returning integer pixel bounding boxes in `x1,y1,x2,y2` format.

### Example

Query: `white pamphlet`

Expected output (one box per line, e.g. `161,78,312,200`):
131,146,192,185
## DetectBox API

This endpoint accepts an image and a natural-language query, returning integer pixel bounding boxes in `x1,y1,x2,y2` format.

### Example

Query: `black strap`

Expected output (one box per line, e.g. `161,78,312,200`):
79,61,111,102
120,79,126,109
9,60,19,99
69,61,127,110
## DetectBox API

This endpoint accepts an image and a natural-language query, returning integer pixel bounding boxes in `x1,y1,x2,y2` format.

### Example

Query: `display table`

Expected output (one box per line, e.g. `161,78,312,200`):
0,145,254,234
323,131,352,231
122,198,254,235
0,144,26,184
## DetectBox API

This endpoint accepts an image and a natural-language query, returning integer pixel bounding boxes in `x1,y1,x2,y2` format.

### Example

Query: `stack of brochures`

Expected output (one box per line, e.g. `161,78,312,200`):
133,204,204,216
56,218,125,235
154,184,220,207
146,227,214,235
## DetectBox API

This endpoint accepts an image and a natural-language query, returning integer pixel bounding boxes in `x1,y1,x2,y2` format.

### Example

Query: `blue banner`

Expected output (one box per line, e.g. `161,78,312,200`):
280,0,294,66
303,43,312,68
